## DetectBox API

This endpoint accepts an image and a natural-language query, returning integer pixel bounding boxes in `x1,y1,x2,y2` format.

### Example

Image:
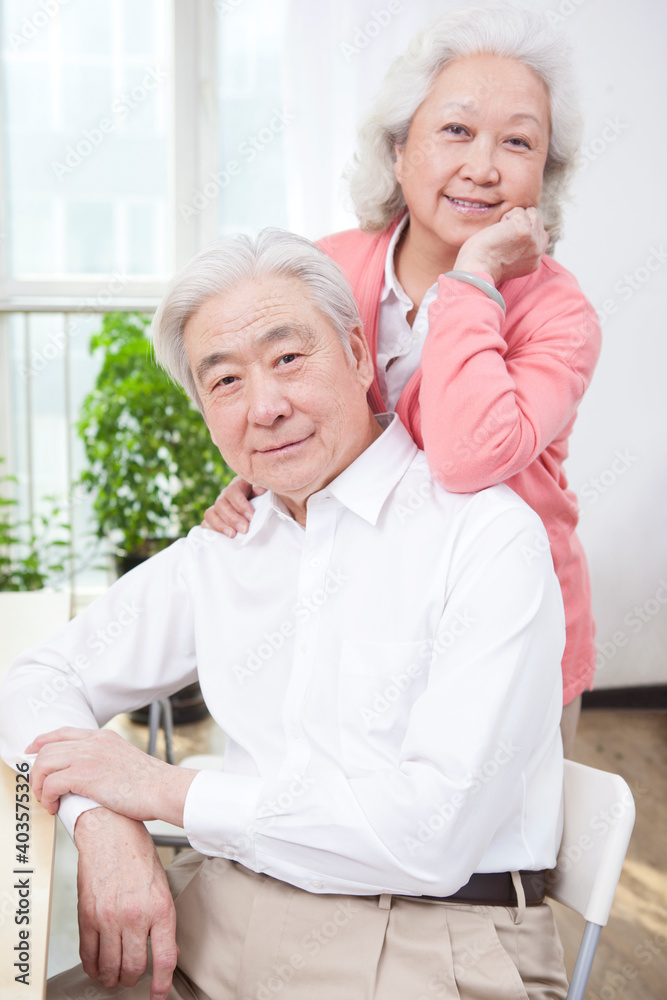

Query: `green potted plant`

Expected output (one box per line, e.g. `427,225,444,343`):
76,312,234,721
0,463,72,673
77,311,233,567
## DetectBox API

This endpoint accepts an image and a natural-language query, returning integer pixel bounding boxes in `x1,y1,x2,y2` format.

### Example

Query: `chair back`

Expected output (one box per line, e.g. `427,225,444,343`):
547,759,635,926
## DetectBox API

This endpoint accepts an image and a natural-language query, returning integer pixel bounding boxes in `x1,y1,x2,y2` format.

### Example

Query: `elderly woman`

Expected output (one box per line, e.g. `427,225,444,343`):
206,4,601,753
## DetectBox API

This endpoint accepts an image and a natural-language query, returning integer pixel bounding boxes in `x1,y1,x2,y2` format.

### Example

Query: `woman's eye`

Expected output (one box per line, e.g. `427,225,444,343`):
214,375,237,388
507,136,530,148
443,123,469,136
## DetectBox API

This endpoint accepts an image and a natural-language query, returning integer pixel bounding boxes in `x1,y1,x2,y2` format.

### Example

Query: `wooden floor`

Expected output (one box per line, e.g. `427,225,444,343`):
553,708,667,1000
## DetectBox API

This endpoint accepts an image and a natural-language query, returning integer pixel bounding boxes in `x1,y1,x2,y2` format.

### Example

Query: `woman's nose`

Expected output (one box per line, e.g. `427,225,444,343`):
460,139,500,185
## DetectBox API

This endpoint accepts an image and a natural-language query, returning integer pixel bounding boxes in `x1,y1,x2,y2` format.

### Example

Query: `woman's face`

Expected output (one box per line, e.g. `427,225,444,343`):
394,53,551,264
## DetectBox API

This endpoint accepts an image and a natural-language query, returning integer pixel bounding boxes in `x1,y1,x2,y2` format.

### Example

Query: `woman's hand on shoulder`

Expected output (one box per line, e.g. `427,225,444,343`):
453,207,549,286
202,476,265,537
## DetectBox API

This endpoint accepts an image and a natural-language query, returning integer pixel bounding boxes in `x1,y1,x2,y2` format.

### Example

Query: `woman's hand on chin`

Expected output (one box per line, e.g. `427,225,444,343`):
452,206,549,286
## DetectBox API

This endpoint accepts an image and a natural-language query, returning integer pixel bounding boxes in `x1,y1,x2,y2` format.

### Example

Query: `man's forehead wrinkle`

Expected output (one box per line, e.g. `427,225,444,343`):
216,294,306,336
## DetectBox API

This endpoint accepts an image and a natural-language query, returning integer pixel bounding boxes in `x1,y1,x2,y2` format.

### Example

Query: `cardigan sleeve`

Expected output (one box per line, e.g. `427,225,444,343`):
416,259,602,492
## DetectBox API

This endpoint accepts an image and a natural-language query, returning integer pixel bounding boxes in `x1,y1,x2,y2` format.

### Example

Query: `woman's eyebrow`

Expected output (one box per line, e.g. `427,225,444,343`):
507,112,544,126
438,104,544,129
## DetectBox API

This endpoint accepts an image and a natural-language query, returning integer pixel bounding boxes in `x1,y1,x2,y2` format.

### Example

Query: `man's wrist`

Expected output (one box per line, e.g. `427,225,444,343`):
157,765,198,828
73,805,137,847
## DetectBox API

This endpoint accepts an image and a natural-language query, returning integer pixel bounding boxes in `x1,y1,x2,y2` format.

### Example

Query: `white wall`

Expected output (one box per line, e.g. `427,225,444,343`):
286,0,667,691
533,0,667,690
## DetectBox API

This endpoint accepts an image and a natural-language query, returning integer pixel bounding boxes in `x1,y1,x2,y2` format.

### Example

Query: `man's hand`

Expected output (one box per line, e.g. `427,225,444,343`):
202,475,265,537
453,206,548,286
26,727,196,826
74,807,178,1000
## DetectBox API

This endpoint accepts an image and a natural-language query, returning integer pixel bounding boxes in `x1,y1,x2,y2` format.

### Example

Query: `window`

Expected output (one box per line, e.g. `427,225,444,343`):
0,0,385,599
1,0,172,286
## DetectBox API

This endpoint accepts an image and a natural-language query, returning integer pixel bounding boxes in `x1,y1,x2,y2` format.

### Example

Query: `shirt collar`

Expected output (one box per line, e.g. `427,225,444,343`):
381,213,411,305
239,490,296,545
239,413,418,542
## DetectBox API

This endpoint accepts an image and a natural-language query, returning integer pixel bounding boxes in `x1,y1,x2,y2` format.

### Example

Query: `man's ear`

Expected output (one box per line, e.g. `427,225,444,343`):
347,325,375,392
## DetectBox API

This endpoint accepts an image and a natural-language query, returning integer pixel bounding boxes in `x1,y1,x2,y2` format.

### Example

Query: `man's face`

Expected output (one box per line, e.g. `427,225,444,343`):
184,276,376,513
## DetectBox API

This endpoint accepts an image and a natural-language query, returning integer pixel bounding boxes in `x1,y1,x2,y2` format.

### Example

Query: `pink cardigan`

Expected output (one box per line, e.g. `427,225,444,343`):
318,221,602,704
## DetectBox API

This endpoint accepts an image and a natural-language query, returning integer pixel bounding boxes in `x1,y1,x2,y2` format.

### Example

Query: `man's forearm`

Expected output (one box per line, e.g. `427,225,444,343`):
73,806,179,996
28,727,197,827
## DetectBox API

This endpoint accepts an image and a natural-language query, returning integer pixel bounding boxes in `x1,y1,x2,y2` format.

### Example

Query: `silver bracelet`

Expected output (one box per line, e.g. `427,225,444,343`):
445,270,506,314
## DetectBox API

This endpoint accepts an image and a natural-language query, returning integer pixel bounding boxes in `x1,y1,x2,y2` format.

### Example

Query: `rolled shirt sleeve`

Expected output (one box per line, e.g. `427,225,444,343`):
0,539,198,838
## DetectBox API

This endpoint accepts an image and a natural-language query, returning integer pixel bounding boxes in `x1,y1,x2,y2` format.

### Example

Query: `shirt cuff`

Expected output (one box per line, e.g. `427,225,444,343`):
182,769,262,864
58,792,104,840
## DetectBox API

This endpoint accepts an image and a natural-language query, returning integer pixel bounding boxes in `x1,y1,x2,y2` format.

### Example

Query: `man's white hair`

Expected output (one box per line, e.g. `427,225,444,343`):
346,2,582,251
152,228,360,409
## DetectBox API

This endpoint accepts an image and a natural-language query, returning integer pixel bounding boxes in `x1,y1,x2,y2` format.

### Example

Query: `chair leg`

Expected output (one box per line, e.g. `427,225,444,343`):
160,697,175,765
566,922,602,1000
147,700,161,757
147,699,175,763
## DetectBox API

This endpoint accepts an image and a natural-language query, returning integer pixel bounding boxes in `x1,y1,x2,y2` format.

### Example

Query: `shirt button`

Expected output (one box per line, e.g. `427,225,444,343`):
300,641,310,654
311,880,323,889
289,726,300,740
310,557,321,568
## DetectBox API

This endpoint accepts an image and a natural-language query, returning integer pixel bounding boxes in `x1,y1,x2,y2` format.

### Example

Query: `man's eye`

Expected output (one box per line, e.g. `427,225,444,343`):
215,375,237,388
277,353,298,366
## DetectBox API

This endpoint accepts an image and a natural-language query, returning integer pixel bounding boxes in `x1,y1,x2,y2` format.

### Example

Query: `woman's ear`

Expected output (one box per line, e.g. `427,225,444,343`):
393,143,405,185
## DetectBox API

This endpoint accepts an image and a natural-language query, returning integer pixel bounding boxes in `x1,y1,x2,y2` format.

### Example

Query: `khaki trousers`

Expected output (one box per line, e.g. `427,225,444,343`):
48,851,568,1000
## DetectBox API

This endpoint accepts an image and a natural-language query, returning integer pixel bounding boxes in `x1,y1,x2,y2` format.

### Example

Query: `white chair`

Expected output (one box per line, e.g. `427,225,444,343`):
0,755,634,999
547,759,636,1000
0,758,56,999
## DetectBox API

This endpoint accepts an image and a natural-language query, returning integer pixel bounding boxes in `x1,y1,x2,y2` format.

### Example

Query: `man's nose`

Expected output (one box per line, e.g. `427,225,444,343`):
460,138,500,185
247,374,292,425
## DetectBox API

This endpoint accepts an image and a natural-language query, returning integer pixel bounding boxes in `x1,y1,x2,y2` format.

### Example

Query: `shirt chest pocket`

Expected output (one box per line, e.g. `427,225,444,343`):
337,639,430,770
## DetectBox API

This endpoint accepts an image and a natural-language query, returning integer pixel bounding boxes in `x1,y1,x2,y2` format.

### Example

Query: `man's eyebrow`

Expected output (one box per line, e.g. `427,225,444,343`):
194,324,313,385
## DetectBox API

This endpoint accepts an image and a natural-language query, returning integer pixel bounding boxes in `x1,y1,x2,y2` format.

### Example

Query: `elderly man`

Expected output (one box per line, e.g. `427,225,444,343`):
0,229,567,1000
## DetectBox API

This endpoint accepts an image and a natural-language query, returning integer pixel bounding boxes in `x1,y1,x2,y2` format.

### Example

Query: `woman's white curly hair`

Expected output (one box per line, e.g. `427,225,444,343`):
346,2,582,251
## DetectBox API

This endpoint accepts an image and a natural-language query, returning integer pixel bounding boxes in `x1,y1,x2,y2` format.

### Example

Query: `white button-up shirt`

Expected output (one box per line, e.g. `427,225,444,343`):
377,214,439,409
0,415,564,897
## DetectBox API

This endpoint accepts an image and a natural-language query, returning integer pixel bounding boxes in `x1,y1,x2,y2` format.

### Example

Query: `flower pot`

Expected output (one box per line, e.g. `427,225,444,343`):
0,589,71,680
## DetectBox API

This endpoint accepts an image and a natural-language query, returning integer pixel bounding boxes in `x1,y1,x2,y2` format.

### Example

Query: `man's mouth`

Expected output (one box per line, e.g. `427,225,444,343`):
257,434,313,455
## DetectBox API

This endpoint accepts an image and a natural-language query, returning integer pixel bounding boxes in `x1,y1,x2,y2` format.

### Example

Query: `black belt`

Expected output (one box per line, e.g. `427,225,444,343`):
404,870,547,907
